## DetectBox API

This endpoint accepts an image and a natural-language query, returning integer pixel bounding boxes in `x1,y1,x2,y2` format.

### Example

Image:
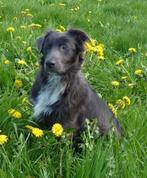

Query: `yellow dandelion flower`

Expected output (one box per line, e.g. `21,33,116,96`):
27,13,33,17
116,99,125,109
116,59,124,65
26,46,32,53
98,55,105,60
14,79,23,89
20,25,27,29
128,83,135,88
121,76,128,80
0,135,8,145
13,16,17,21
29,23,42,28
134,69,143,76
111,81,120,87
52,123,63,137
32,128,44,137
128,48,137,53
59,3,65,6
25,125,34,130
123,96,131,105
4,60,10,64
17,59,27,65
108,103,117,117
26,125,44,137
84,42,97,53
7,27,15,33
8,109,22,119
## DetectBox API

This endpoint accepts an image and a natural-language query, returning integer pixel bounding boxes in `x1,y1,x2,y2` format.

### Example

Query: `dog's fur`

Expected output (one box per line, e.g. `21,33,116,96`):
30,29,123,139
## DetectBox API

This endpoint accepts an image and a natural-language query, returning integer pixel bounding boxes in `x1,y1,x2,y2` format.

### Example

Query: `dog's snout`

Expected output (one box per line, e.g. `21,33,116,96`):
46,61,55,68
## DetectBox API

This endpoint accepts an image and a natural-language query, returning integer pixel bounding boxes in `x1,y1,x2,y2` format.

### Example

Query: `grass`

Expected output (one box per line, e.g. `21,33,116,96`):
0,0,147,177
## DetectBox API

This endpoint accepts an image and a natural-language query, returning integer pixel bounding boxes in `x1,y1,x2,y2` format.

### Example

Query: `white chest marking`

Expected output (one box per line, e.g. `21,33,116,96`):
33,74,66,119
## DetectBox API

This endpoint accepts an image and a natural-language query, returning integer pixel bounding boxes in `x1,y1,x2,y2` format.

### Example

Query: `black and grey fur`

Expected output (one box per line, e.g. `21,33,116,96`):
30,29,123,139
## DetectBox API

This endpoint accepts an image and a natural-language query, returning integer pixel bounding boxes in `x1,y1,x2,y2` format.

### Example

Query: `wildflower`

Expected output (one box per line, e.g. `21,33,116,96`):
8,109,22,119
84,42,96,53
59,3,65,6
128,48,137,53
56,25,66,32
123,96,131,105
121,76,128,80
26,125,44,137
134,69,143,76
116,59,124,65
116,99,125,109
108,103,117,117
29,23,42,28
26,46,32,53
7,27,15,33
52,123,63,137
13,16,17,21
14,79,23,89
128,83,135,88
20,25,27,29
111,81,120,86
0,135,8,145
17,59,27,65
27,13,33,17
4,60,10,64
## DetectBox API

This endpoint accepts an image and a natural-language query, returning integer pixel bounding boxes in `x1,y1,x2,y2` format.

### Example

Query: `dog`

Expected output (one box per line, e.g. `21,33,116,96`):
30,28,123,140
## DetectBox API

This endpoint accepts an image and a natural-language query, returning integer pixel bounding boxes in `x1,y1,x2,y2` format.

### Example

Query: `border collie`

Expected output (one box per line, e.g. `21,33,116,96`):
30,29,123,139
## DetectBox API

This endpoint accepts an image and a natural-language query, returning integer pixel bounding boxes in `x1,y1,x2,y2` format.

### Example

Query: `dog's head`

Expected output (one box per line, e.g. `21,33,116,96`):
37,29,89,74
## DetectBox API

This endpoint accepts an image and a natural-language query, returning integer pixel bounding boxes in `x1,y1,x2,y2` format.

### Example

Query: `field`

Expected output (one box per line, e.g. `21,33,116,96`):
0,0,147,177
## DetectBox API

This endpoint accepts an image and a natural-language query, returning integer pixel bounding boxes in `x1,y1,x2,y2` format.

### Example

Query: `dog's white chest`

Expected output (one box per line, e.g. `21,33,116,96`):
33,74,66,119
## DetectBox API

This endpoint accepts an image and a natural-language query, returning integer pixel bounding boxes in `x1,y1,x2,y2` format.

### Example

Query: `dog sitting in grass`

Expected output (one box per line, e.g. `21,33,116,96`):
30,28,123,140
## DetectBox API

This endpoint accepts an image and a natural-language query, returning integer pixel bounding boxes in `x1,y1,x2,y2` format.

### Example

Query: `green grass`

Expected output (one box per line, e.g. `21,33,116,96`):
0,0,147,177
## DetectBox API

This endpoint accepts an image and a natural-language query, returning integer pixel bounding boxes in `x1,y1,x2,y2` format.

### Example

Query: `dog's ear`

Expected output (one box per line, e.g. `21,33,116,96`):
67,29,89,50
36,30,53,53
36,36,45,53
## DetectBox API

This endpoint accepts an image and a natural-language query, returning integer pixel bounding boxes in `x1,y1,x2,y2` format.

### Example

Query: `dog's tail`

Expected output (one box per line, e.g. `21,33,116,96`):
112,116,124,137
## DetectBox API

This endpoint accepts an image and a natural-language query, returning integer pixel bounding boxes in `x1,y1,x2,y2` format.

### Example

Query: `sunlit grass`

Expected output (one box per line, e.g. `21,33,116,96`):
0,0,147,177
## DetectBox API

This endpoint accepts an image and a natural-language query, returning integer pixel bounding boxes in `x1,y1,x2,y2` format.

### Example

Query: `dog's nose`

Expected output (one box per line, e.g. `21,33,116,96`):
46,61,55,68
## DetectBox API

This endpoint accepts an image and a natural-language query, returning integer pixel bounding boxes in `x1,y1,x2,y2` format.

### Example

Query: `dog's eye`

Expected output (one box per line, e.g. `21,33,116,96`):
60,44,67,51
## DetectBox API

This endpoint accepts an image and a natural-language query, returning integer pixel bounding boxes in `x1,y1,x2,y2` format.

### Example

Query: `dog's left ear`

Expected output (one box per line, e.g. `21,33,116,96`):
67,29,89,50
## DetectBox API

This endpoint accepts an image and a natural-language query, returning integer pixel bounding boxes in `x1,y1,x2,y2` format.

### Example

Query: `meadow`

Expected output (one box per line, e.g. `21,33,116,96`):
0,0,147,177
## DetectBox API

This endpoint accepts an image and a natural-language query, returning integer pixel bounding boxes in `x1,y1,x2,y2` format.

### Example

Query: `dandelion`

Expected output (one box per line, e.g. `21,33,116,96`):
121,76,128,80
26,125,44,137
108,103,117,117
0,135,8,145
4,60,10,64
128,83,135,88
84,42,96,53
14,79,23,89
7,27,15,33
128,48,137,53
123,96,131,105
26,46,32,53
13,16,17,21
116,59,124,65
59,3,65,6
29,23,42,28
27,13,33,17
116,99,125,109
52,123,63,137
134,69,143,76
17,59,27,65
56,25,66,32
8,109,22,119
111,81,120,87
20,25,27,29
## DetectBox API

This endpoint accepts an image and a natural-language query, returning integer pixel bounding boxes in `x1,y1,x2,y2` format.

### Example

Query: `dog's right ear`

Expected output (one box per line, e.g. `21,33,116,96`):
36,36,45,53
36,30,53,53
